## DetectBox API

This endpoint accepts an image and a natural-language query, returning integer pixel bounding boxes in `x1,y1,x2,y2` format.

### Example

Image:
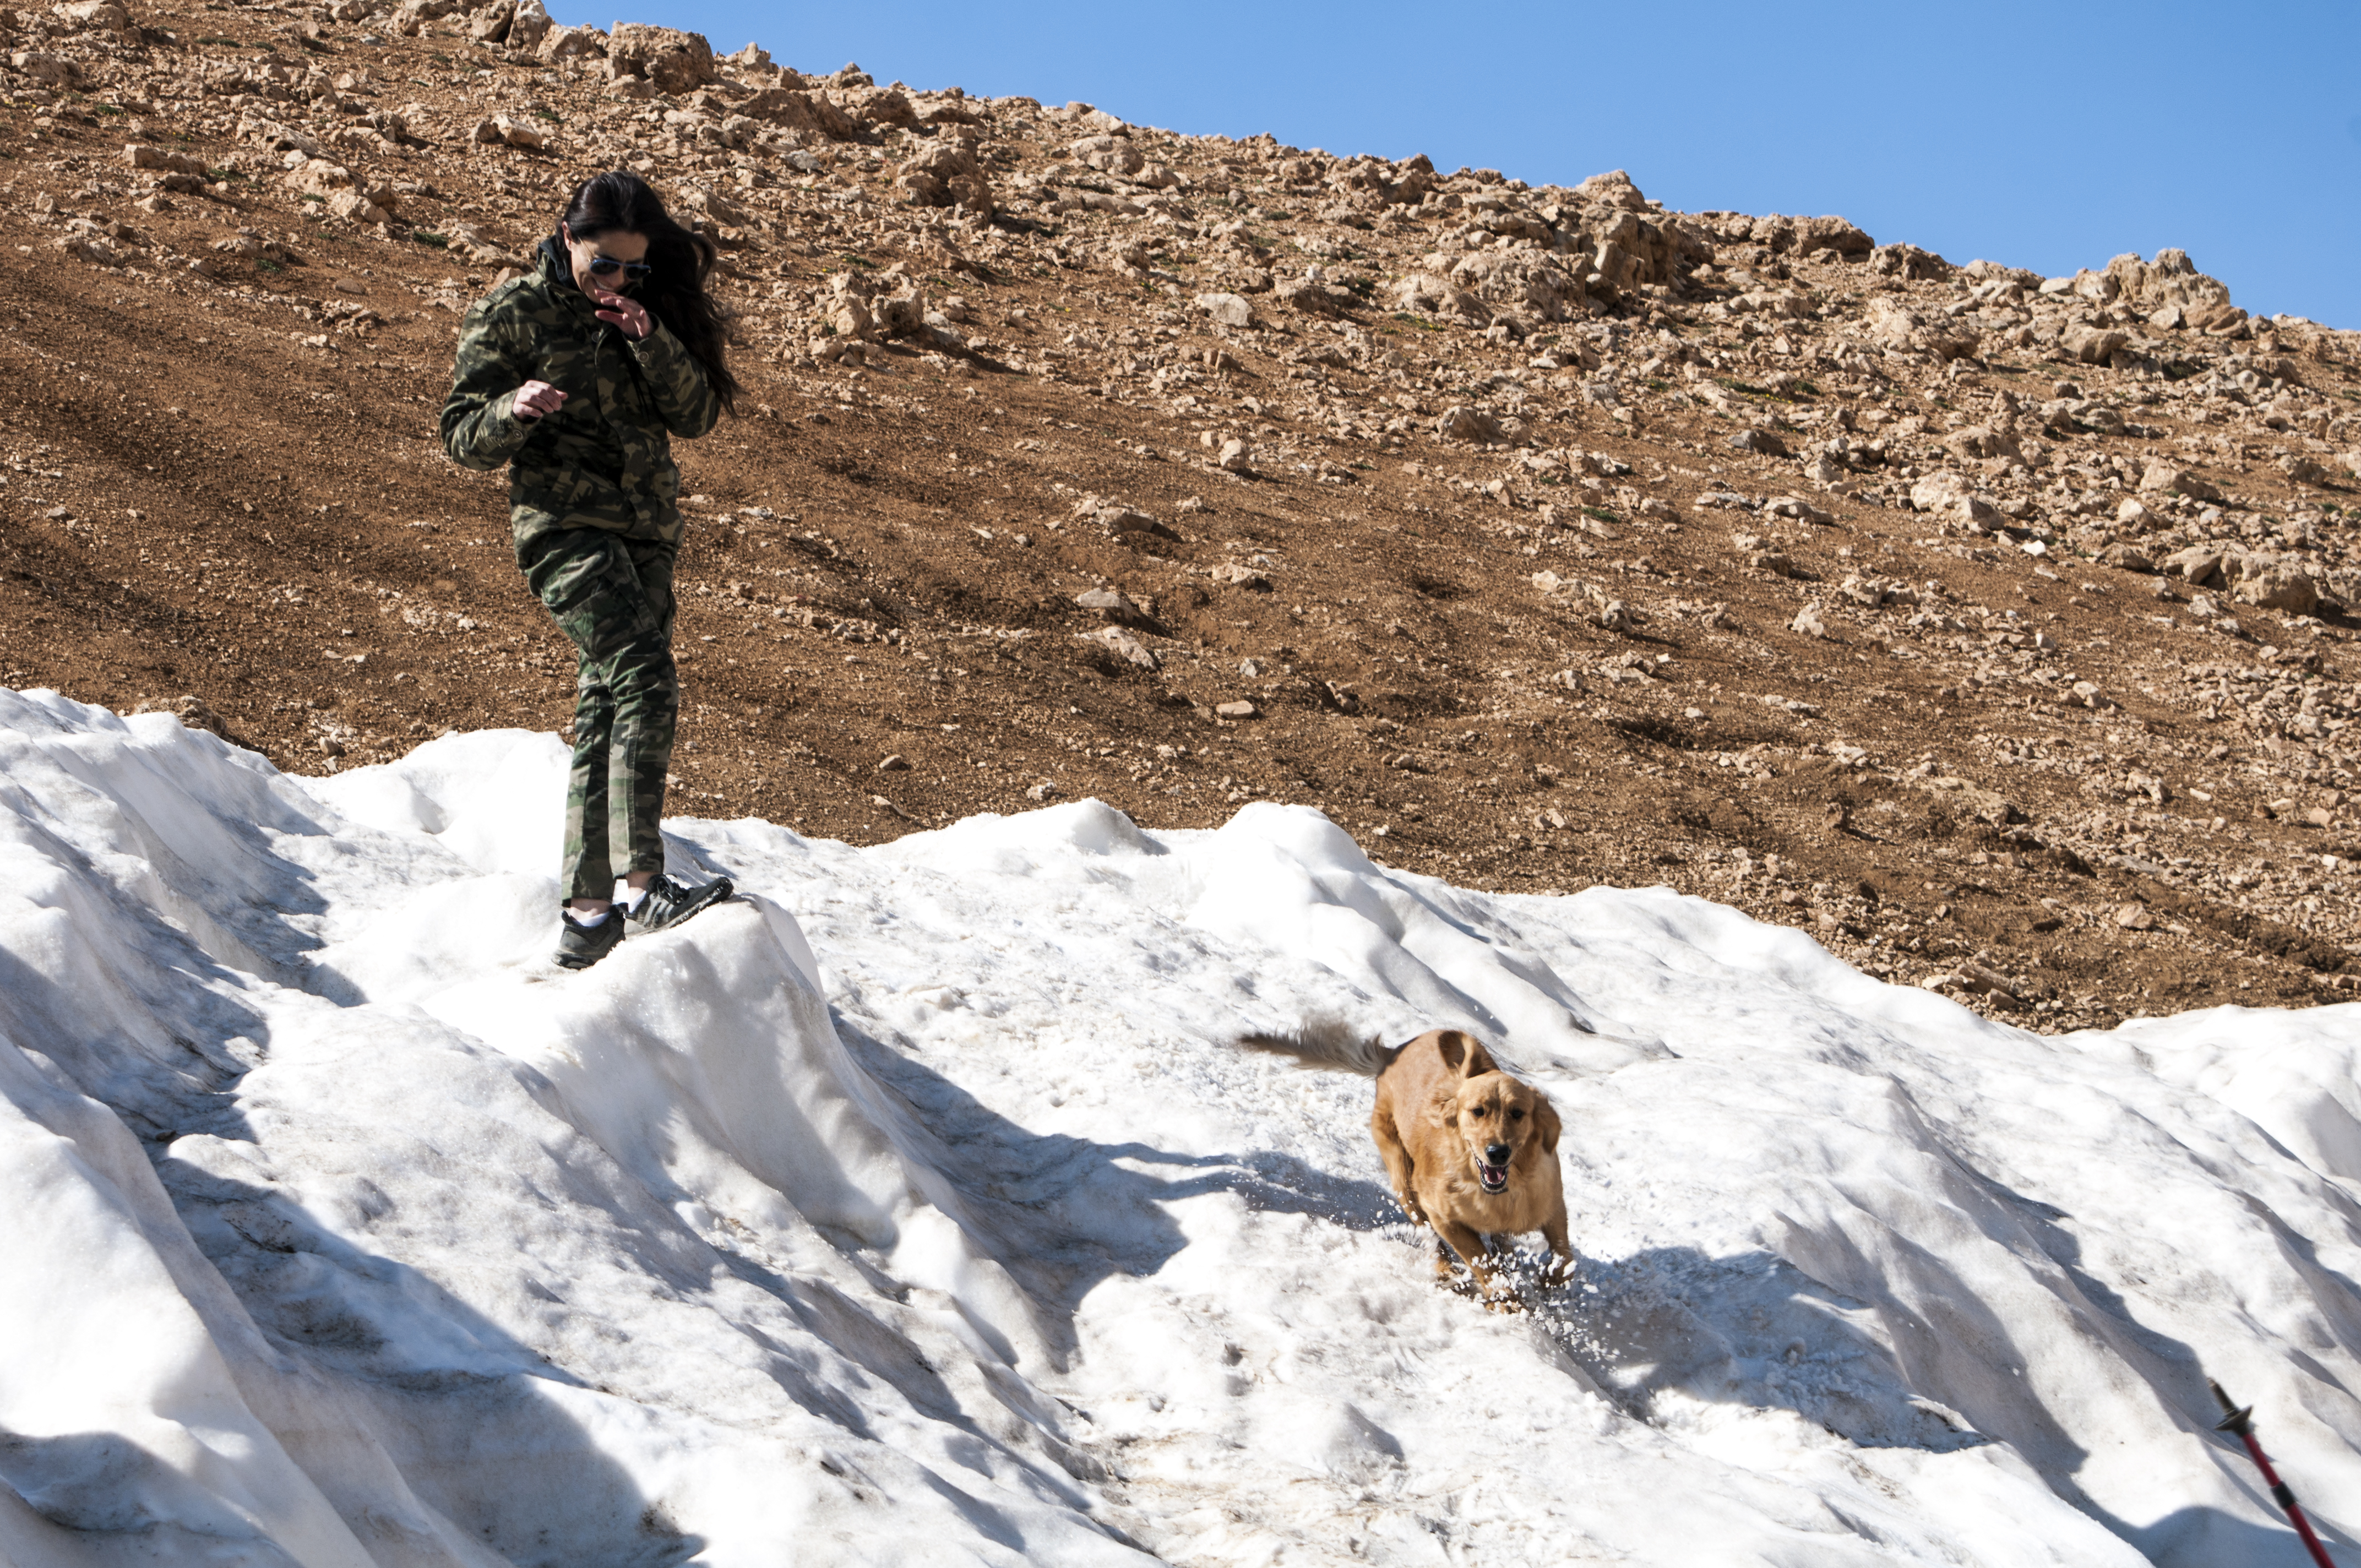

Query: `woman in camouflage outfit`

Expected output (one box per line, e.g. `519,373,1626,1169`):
441,170,741,970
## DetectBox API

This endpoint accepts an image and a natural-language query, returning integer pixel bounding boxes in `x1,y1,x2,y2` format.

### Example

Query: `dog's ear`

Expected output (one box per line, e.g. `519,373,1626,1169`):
1534,1094,1562,1155
1435,1031,1495,1079
1428,1082,1462,1130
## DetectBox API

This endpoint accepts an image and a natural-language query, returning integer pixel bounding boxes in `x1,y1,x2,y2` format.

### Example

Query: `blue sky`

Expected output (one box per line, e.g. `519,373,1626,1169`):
551,0,2361,328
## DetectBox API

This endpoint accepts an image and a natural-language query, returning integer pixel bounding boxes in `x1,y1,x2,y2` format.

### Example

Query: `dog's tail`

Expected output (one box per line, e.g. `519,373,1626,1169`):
1237,1014,1400,1077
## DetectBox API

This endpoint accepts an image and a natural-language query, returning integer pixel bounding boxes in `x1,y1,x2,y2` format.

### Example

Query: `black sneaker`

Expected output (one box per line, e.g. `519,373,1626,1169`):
625,872,736,937
554,907,625,970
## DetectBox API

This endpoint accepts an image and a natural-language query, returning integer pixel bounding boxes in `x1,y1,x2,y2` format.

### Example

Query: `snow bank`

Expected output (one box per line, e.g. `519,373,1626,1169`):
2,687,2358,1566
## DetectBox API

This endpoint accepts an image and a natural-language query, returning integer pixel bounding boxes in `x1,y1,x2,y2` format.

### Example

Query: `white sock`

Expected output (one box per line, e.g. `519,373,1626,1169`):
564,906,613,927
618,885,650,913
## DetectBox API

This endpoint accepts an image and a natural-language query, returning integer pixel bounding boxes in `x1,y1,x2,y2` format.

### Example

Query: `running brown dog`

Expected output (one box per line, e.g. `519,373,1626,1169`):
1241,1020,1570,1309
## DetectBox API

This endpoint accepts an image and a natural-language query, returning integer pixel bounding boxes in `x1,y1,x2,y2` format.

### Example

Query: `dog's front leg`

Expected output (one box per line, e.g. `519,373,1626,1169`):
1539,1215,1575,1288
1434,1219,1519,1311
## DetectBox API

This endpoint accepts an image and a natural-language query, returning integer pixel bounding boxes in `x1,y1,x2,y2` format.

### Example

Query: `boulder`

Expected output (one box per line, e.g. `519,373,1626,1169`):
483,112,545,149
820,267,924,341
10,50,74,84
1574,168,1650,211
1865,296,1975,359
607,23,714,94
327,188,391,224
59,232,124,266
1729,288,1811,319
1389,270,1487,324
1792,215,1873,258
1195,292,1254,329
1069,133,1144,177
1960,259,2042,287
1942,425,2023,464
124,143,206,176
504,0,550,52
2189,302,2250,335
1446,249,1586,324
893,140,991,215
2159,545,2227,589
2060,323,2130,365
1437,406,1503,444
1078,502,1178,545
53,0,130,31
1273,272,1357,316
2231,553,2321,615
915,91,980,127
1073,586,1142,617
1577,206,1710,296
2139,463,2222,502
1081,625,1158,671
441,221,517,265
1765,495,1834,526
741,86,856,139
837,85,916,128
2069,268,2119,303
469,0,515,43
284,156,356,194
672,182,752,230
536,23,606,62
1910,472,1999,530
1724,428,1788,458
2103,247,2237,318
237,114,321,156
1869,243,1951,280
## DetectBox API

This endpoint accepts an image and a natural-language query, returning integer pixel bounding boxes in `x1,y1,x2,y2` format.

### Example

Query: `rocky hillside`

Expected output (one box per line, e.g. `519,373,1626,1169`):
6,0,2361,1029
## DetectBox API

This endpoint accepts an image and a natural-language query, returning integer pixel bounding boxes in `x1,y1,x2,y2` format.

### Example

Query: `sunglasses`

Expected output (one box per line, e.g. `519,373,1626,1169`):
585,254,653,281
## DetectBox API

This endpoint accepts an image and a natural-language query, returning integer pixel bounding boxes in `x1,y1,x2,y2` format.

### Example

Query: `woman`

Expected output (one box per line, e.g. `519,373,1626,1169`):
441,170,741,970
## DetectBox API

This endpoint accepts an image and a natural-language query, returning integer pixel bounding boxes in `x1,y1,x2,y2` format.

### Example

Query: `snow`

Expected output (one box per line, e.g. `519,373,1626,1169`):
2,686,2358,1567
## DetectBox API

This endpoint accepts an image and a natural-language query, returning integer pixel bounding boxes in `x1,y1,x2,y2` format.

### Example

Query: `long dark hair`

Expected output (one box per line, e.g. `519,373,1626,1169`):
561,170,740,416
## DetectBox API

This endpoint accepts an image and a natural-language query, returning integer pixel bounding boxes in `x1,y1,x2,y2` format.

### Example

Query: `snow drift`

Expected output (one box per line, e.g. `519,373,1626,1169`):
2,685,2359,1566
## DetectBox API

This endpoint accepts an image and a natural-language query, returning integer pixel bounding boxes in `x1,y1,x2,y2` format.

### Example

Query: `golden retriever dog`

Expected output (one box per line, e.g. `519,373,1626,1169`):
1242,1020,1569,1309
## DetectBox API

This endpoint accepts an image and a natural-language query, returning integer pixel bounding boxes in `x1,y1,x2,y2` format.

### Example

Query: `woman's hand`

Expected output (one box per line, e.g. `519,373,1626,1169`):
511,380,568,421
590,284,652,340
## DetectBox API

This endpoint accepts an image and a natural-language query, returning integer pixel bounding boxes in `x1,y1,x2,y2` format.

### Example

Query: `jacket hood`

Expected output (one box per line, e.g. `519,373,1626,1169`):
537,232,571,287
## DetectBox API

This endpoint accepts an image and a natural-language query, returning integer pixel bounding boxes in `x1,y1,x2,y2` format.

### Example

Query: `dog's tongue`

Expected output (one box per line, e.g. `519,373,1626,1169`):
1478,1161,1508,1191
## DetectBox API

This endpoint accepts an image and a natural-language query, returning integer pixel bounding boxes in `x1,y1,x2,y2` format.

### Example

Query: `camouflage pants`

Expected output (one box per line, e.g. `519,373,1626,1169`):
521,527,678,900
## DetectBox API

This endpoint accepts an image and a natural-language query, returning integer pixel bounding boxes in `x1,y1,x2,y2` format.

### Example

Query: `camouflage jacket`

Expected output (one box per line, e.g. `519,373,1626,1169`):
439,238,720,551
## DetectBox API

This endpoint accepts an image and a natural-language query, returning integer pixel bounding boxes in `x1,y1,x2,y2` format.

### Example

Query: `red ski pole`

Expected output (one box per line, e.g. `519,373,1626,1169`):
2211,1378,2338,1568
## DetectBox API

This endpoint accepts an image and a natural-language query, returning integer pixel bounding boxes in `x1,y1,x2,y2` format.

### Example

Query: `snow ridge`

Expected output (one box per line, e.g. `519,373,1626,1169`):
1,685,2357,1566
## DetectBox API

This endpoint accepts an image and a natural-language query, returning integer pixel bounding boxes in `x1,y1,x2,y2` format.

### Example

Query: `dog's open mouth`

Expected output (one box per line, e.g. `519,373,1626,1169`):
1476,1161,1509,1194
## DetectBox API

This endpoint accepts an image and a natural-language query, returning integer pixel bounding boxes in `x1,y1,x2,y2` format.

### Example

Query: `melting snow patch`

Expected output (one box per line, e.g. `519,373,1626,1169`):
0,687,2356,1566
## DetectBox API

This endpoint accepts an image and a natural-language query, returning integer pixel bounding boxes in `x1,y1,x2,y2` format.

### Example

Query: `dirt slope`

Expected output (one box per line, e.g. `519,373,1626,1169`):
7,0,2361,1028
